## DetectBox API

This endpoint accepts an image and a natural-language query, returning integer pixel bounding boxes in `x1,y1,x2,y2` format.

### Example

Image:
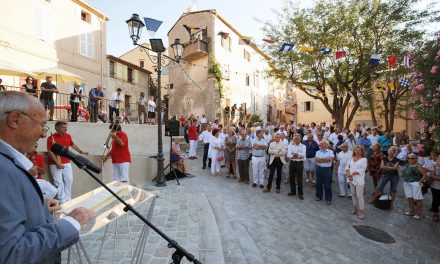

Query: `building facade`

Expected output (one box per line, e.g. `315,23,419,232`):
167,9,277,123
0,0,109,94
106,55,151,106
119,44,170,99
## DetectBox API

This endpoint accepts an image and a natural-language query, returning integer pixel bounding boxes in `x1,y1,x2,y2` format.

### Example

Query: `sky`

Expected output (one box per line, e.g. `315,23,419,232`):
85,0,313,56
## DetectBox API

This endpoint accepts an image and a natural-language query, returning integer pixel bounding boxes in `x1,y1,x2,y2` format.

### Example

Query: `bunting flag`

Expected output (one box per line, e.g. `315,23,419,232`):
403,54,412,69
218,31,229,39
299,46,314,52
388,82,395,91
399,78,410,87
280,43,295,52
183,24,201,36
369,54,381,66
319,48,333,54
335,50,347,62
262,39,275,44
388,55,397,68
239,36,253,45
143,17,163,38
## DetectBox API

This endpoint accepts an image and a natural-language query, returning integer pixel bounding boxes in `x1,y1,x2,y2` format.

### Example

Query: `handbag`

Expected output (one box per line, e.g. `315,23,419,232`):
216,152,224,161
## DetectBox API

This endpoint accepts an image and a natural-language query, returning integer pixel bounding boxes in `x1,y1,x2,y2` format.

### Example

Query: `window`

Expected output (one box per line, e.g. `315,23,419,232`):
127,68,133,83
221,36,232,51
80,32,93,58
81,11,91,23
109,61,115,78
169,83,174,89
124,95,131,107
33,5,51,41
246,75,250,86
139,60,144,68
301,101,314,112
244,50,251,62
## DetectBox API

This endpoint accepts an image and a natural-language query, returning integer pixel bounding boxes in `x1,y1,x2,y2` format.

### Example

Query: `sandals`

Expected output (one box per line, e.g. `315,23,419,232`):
359,214,365,220
351,208,357,215
413,215,421,220
405,211,414,216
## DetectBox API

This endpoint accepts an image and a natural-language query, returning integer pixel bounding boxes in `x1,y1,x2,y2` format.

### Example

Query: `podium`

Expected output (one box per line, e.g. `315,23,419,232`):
58,181,158,264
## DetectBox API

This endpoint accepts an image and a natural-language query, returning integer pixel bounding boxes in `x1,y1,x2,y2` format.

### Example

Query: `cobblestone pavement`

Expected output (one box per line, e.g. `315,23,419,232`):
67,149,440,264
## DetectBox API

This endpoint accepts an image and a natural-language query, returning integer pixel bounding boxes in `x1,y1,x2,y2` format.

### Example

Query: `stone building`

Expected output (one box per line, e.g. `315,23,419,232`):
167,8,278,123
0,0,109,93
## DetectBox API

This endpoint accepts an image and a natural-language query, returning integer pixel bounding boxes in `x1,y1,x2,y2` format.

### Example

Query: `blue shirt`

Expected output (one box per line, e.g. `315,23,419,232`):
252,138,267,157
359,137,372,149
236,137,252,160
302,140,319,158
315,149,334,167
378,135,392,152
89,88,104,106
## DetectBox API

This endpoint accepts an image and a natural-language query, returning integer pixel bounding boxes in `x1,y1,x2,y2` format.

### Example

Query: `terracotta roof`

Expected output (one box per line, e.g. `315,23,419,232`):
74,0,110,21
106,55,152,75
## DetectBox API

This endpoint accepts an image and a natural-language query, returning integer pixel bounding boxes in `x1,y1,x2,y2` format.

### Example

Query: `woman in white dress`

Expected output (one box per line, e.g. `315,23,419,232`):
345,145,368,220
209,128,224,176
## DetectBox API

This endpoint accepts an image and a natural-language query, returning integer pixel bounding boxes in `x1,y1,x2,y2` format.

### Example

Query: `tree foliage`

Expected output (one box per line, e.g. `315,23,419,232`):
263,0,437,129
411,39,440,150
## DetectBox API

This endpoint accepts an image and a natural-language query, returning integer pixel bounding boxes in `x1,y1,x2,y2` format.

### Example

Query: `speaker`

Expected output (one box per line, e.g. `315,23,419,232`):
166,120,180,136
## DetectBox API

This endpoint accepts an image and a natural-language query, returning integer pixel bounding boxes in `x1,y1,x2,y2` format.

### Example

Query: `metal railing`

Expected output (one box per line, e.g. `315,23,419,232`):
3,86,147,123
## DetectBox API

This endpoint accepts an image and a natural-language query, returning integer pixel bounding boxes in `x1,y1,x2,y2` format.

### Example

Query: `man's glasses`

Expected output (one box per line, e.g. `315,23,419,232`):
408,157,416,160
6,111,49,132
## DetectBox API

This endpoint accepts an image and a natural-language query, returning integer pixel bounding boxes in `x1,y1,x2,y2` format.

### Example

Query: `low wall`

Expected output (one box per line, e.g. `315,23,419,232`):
38,122,170,198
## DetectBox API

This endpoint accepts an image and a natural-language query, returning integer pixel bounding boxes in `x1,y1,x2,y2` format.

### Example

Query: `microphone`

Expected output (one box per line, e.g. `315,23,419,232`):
51,143,102,174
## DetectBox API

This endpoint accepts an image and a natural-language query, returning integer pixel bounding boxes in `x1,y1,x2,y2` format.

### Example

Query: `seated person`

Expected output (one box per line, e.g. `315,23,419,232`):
26,143,57,200
171,137,189,173
122,105,132,124
98,100,108,123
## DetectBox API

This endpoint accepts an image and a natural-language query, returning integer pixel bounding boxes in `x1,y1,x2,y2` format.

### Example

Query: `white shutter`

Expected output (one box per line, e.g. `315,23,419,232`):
87,32,93,58
300,102,305,112
310,101,314,112
80,33,87,55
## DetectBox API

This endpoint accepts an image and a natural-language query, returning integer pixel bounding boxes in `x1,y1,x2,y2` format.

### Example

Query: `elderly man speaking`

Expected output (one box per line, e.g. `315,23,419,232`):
0,91,94,263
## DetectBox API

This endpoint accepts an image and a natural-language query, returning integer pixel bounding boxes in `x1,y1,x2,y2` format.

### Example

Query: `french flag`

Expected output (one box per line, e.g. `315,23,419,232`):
403,54,412,69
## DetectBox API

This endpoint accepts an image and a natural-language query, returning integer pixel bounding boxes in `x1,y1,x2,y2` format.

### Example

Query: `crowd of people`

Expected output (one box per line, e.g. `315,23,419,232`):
176,119,439,222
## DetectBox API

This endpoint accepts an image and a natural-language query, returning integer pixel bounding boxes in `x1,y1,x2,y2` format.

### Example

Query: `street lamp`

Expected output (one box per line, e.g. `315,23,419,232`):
126,14,184,187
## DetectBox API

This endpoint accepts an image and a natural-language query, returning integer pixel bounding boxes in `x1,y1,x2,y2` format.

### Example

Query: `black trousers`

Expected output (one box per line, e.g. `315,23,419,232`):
432,188,440,213
289,160,304,195
89,103,99,123
109,106,119,122
203,143,211,167
70,101,79,122
237,159,250,182
267,157,283,189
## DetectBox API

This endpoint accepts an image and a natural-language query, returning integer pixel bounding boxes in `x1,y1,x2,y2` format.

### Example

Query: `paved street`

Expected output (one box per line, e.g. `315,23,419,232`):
70,149,440,264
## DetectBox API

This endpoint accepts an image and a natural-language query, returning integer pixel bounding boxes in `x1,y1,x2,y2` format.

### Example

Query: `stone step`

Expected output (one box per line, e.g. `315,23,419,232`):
207,195,264,264
196,193,225,264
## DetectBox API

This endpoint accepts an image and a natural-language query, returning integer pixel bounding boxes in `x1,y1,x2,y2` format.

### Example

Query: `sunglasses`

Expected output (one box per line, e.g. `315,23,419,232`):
408,157,416,160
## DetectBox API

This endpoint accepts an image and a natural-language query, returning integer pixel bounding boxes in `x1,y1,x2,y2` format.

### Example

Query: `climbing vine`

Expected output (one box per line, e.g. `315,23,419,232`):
208,59,224,98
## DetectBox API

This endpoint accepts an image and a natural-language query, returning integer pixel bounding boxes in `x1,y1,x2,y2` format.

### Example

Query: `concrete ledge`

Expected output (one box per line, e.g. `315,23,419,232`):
37,121,170,198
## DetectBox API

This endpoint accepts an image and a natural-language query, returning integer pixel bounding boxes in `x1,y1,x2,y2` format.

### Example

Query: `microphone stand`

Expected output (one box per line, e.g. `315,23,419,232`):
73,160,202,264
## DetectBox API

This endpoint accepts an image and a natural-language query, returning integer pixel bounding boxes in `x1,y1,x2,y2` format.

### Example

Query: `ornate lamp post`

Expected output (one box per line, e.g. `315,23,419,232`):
126,14,184,187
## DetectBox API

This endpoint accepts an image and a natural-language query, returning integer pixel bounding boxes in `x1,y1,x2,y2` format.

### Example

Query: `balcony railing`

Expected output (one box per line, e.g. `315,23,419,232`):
182,39,208,61
2,86,154,124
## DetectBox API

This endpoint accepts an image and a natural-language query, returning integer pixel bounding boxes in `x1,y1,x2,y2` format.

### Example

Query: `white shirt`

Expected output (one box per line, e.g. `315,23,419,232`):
137,96,147,106
345,138,356,150
219,132,227,142
315,149,334,167
268,141,286,158
323,130,331,140
208,136,224,159
310,127,317,136
263,134,272,144
367,134,380,147
199,130,213,144
70,86,83,103
200,117,208,124
328,133,339,146
287,143,306,161
147,99,156,112
337,150,353,174
109,92,124,109
345,157,368,185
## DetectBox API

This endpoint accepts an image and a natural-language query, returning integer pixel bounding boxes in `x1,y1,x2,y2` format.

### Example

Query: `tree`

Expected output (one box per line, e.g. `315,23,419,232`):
263,0,435,129
411,39,440,150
